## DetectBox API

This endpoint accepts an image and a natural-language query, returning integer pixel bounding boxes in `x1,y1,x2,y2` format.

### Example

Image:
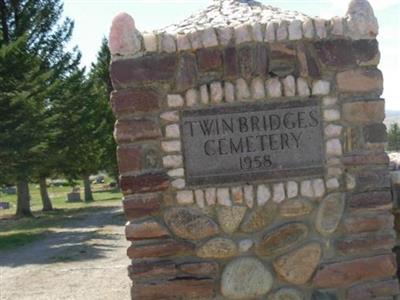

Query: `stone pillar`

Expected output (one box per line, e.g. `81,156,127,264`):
108,0,399,299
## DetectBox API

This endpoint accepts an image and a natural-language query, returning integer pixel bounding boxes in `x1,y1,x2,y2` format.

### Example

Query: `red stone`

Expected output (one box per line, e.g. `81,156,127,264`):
363,123,388,143
114,119,161,143
125,220,170,241
352,39,380,66
342,153,389,166
347,191,392,213
346,279,399,300
178,261,218,276
335,234,395,255
110,55,177,88
254,44,269,76
120,173,169,195
128,260,176,279
224,47,238,78
132,278,215,300
239,46,255,78
314,39,356,67
354,168,390,191
313,254,397,288
270,43,296,60
110,88,160,118
342,100,384,125
117,146,141,174
123,193,161,220
127,240,194,259
337,68,383,93
197,48,222,72
342,213,394,234
296,42,320,78
176,53,198,91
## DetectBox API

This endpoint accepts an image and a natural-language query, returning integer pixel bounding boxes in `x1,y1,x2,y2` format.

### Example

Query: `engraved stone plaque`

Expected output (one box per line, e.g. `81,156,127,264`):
181,100,324,186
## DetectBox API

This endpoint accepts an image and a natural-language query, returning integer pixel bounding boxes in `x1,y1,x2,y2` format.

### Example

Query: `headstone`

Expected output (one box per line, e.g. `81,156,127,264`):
108,0,397,299
66,192,81,202
0,202,10,210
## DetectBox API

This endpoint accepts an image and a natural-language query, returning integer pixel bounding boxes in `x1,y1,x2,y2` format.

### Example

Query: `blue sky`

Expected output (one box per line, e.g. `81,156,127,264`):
63,0,400,109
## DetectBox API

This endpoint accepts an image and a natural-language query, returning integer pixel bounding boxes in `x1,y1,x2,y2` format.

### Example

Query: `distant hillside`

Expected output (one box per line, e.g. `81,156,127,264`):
385,110,400,127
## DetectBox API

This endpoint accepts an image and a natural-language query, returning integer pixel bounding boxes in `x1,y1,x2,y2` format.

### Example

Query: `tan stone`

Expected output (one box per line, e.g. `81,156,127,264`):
196,237,237,258
256,222,308,256
217,206,247,234
280,199,313,217
273,243,322,285
125,220,170,241
240,203,277,233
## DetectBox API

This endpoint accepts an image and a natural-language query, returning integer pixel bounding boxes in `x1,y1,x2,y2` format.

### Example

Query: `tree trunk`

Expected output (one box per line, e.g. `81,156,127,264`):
83,174,93,202
16,178,33,217
39,176,53,211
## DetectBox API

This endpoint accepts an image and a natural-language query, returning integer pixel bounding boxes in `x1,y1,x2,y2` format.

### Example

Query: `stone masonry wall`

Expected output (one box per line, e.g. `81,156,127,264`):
108,0,399,299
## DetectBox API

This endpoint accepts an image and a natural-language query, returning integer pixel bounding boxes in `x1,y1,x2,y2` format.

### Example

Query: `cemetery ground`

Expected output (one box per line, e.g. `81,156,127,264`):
0,181,130,299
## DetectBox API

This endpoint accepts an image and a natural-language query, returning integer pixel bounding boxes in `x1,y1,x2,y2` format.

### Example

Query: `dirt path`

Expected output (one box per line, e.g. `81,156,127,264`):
0,207,130,300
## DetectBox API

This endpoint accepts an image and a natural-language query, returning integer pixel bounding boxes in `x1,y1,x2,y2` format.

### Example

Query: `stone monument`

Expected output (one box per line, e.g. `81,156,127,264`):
108,0,399,299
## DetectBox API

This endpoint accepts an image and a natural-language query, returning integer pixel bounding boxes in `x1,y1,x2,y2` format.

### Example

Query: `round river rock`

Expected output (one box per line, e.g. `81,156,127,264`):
221,257,273,299
164,207,219,240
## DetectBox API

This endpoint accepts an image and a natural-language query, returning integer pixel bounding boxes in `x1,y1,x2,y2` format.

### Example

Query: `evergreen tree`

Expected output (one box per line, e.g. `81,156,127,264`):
89,38,118,182
388,123,400,151
0,0,79,216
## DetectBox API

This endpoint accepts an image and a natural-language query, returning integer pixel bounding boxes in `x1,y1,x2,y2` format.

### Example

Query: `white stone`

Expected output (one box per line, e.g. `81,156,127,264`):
236,78,251,101
239,239,254,253
257,184,271,206
252,23,264,42
327,157,341,166
286,181,298,199
296,78,310,97
276,21,288,41
143,33,157,52
163,155,182,168
244,185,254,208
273,183,285,203
312,80,330,95
288,20,302,40
167,168,184,178
266,78,282,98
160,33,176,53
177,190,194,204
265,22,276,41
346,174,356,190
313,179,325,198
165,124,180,138
314,18,327,39
346,0,379,39
326,139,342,156
224,82,235,103
167,94,184,107
202,28,219,47
172,178,185,189
205,188,216,206
300,180,314,198
235,24,252,44
176,33,191,51
195,189,205,208
211,82,223,103
160,111,179,122
323,96,338,106
283,75,296,97
217,27,233,46
200,85,209,104
186,89,199,107
302,18,314,39
161,140,181,152
188,31,203,49
325,124,343,138
217,188,232,206
326,178,340,190
331,17,344,36
324,109,341,122
251,78,265,100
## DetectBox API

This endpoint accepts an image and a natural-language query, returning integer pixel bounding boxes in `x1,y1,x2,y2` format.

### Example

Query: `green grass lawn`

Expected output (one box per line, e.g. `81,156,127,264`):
0,180,123,251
